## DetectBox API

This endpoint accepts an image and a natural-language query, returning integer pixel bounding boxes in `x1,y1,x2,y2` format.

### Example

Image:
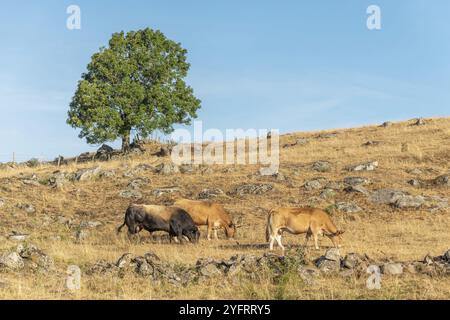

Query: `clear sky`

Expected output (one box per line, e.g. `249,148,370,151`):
0,0,449,162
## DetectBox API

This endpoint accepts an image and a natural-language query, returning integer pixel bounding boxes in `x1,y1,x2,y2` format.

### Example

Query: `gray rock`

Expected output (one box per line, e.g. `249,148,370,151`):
343,253,364,269
394,195,425,209
315,258,341,274
304,178,325,191
179,164,196,174
370,189,407,205
324,248,341,261
312,161,332,173
325,181,344,190
408,179,422,187
119,189,143,199
0,252,24,270
79,221,102,229
235,184,274,195
48,171,68,189
412,118,426,126
75,229,90,242
320,189,336,199
17,244,55,272
198,263,223,278
336,202,362,213
198,188,225,199
8,233,30,241
344,185,370,195
444,250,450,262
0,198,4,208
74,167,101,181
99,170,116,178
152,186,179,197
381,263,403,275
408,168,423,175
381,121,393,127
116,253,134,269
344,177,371,186
433,175,450,187
17,203,36,214
127,178,149,190
155,163,179,175
347,161,378,172
362,140,381,147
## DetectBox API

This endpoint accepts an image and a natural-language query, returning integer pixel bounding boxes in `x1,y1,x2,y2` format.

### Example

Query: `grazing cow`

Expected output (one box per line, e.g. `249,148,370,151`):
266,207,344,251
117,204,200,243
174,199,236,240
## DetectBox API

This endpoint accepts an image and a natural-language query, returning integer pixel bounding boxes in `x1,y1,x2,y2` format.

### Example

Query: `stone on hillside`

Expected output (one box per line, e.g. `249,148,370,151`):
17,203,36,214
179,164,196,174
154,146,172,157
381,263,403,275
128,178,149,190
433,175,450,187
119,189,143,199
342,253,365,269
316,132,338,139
347,161,378,172
443,250,450,262
8,233,30,241
79,221,102,229
408,168,423,175
17,244,55,272
0,252,24,270
312,161,332,173
362,140,381,147
381,121,393,127
344,185,370,195
155,163,179,175
235,184,274,196
394,195,425,209
0,198,5,208
304,178,326,191
412,118,426,126
99,170,116,178
336,202,362,213
324,248,341,261
325,181,344,190
408,179,422,187
152,186,179,197
74,167,101,181
198,188,225,199
116,253,134,269
370,189,407,205
75,229,90,242
198,263,223,278
48,171,68,189
344,176,371,186
320,189,336,199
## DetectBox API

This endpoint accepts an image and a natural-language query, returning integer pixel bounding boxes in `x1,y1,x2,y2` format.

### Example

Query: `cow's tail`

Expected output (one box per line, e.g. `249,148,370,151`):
117,221,126,234
265,209,275,242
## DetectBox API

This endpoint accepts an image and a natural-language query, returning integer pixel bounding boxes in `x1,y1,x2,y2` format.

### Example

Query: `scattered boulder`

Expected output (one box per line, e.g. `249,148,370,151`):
283,138,308,148
179,164,196,174
347,161,378,172
342,253,366,269
433,175,450,187
17,203,36,214
198,188,225,199
312,161,332,173
304,178,327,191
336,202,362,213
99,170,116,178
315,249,341,274
0,252,24,270
344,176,371,186
381,263,403,275
316,132,338,139
381,121,393,127
8,232,30,241
16,244,55,272
411,118,426,126
320,189,336,199
154,146,172,157
74,167,101,181
155,163,179,175
75,229,90,242
152,186,180,197
127,178,149,190
370,189,407,205
362,140,381,147
394,195,425,209
235,183,274,196
119,189,143,199
48,171,68,189
0,198,4,208
344,185,370,196
79,221,102,229
408,179,423,187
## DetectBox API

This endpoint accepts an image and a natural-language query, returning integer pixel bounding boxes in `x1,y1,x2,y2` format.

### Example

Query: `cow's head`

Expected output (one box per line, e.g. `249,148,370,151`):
329,230,345,247
184,226,200,243
225,223,237,239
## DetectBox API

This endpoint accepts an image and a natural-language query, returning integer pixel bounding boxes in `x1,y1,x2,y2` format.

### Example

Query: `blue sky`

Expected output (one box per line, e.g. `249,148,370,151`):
0,0,449,162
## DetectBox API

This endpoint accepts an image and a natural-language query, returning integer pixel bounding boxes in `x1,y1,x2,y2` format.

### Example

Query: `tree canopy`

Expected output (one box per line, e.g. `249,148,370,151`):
67,28,201,151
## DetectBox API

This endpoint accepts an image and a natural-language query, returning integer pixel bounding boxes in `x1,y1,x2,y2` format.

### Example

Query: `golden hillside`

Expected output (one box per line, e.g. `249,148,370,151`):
0,117,449,299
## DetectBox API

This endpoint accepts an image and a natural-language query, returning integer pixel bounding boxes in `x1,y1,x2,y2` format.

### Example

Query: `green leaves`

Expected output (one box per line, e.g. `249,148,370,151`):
67,28,201,151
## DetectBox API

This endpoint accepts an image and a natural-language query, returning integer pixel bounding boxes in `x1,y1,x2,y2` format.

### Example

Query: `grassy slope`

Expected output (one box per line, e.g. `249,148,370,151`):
0,117,449,299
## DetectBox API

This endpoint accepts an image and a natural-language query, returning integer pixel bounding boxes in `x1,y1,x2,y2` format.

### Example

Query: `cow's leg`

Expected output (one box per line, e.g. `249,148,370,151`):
304,230,312,248
313,232,320,250
213,229,219,240
276,234,285,252
207,222,213,241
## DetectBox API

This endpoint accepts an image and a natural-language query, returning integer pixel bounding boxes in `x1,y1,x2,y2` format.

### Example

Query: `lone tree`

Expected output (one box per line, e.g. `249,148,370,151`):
67,28,201,152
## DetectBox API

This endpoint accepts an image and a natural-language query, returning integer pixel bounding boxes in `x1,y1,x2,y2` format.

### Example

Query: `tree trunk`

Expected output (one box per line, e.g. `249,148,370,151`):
121,132,131,153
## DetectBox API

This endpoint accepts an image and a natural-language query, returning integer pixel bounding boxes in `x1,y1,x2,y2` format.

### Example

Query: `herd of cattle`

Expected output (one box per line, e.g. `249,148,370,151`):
117,199,345,251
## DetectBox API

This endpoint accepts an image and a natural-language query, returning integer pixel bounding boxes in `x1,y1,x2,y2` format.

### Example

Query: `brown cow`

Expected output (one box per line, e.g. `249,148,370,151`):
266,207,344,251
174,199,236,240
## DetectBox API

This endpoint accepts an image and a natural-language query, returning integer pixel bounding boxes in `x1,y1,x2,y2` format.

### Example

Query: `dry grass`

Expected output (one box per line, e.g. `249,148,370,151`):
0,117,449,300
